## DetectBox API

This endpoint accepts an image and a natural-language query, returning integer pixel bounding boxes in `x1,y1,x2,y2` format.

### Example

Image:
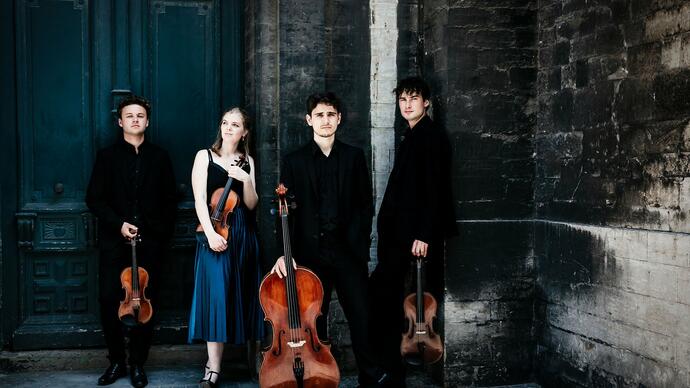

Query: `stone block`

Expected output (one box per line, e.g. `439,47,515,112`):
510,67,538,90
594,25,625,55
606,226,649,261
552,41,571,65
540,325,688,387
370,77,397,103
678,268,690,305
444,300,491,323
645,3,690,41
613,78,655,124
546,303,675,363
654,69,690,119
646,230,690,267
370,102,396,128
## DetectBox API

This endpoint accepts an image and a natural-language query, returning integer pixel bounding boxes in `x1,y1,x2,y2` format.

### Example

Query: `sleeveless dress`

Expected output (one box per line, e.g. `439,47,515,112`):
188,150,265,344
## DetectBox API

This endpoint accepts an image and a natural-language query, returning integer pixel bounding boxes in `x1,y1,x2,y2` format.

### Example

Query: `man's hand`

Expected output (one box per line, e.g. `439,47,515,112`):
411,239,428,257
270,256,298,279
121,222,138,239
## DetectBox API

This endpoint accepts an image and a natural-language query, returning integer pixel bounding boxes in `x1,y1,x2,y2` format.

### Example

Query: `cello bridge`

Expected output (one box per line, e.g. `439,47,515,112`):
287,340,306,348
415,330,427,335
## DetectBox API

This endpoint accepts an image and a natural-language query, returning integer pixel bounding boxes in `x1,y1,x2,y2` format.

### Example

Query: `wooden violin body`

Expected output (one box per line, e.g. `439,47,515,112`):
400,258,443,365
196,157,247,239
118,236,152,326
258,184,339,388
206,187,239,239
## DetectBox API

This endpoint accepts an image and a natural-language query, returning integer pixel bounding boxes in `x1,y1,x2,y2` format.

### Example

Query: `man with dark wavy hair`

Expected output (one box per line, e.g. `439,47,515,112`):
370,77,456,387
87,95,176,387
270,92,389,387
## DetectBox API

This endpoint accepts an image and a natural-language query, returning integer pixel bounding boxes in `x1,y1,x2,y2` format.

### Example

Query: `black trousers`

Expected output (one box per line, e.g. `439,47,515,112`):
307,251,384,387
98,242,161,366
369,225,444,383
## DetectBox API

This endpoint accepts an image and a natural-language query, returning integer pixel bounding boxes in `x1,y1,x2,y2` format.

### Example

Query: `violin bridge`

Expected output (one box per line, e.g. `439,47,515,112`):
287,340,306,348
415,330,427,335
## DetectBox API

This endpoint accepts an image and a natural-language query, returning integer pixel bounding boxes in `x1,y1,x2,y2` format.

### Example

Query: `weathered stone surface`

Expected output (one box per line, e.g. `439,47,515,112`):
535,222,690,386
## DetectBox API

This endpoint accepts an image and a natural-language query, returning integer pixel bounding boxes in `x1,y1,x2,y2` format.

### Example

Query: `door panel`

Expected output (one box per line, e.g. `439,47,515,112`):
148,0,219,202
9,0,241,349
14,0,98,350
18,0,92,207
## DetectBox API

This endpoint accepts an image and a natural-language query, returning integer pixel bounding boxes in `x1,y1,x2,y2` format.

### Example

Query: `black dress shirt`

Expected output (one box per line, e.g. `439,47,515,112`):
86,136,177,253
312,140,342,261
280,139,373,267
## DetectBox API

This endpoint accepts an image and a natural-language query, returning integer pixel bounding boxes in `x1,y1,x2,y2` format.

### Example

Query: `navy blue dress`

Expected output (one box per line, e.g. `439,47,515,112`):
188,150,265,344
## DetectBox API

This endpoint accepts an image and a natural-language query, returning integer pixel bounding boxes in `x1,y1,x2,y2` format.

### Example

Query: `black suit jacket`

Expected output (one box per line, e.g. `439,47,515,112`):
378,115,456,246
86,137,177,257
280,139,374,267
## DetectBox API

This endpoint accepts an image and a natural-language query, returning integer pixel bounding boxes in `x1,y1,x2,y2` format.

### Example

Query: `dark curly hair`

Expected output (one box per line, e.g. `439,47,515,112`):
393,77,431,100
117,95,152,118
306,92,341,115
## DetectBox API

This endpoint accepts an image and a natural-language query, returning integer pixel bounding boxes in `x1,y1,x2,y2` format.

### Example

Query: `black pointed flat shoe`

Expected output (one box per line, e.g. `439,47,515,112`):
199,370,220,388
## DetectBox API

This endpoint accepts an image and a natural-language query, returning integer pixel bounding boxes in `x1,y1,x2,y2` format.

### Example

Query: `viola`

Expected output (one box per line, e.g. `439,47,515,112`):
258,184,340,388
196,156,248,239
400,257,443,365
118,235,152,326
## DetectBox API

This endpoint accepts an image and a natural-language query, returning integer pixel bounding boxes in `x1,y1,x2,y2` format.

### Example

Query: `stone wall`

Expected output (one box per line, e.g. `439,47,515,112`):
535,222,690,387
535,1,690,386
421,0,538,386
244,0,690,386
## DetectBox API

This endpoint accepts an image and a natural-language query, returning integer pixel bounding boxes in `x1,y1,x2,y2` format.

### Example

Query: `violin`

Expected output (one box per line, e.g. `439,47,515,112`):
118,235,153,326
196,156,248,239
258,184,340,388
400,257,443,365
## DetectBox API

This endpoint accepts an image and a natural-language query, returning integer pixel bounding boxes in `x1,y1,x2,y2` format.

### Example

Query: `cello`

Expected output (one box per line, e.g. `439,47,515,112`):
118,234,153,326
196,156,248,239
400,257,443,365
258,184,340,388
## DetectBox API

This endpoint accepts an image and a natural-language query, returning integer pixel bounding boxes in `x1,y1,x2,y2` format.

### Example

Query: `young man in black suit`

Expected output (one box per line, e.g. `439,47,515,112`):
369,77,456,386
86,95,177,387
270,92,388,387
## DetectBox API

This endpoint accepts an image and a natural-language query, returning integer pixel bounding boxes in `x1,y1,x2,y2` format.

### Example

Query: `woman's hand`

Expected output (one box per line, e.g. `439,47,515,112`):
228,165,251,183
206,231,228,252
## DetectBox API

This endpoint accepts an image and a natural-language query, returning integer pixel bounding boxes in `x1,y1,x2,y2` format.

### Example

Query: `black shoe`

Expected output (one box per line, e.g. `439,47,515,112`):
130,364,148,388
97,362,127,385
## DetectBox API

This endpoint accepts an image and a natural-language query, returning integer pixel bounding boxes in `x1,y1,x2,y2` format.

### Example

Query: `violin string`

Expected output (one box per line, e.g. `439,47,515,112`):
284,204,302,343
287,227,301,342
281,210,297,344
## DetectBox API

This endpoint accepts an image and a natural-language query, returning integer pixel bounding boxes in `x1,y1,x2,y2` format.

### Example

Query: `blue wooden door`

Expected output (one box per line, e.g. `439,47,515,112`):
9,0,241,349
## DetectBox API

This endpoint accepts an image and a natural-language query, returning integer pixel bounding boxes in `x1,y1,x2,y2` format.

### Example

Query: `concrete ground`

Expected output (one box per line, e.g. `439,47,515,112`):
0,366,438,387
0,345,540,387
0,368,543,387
